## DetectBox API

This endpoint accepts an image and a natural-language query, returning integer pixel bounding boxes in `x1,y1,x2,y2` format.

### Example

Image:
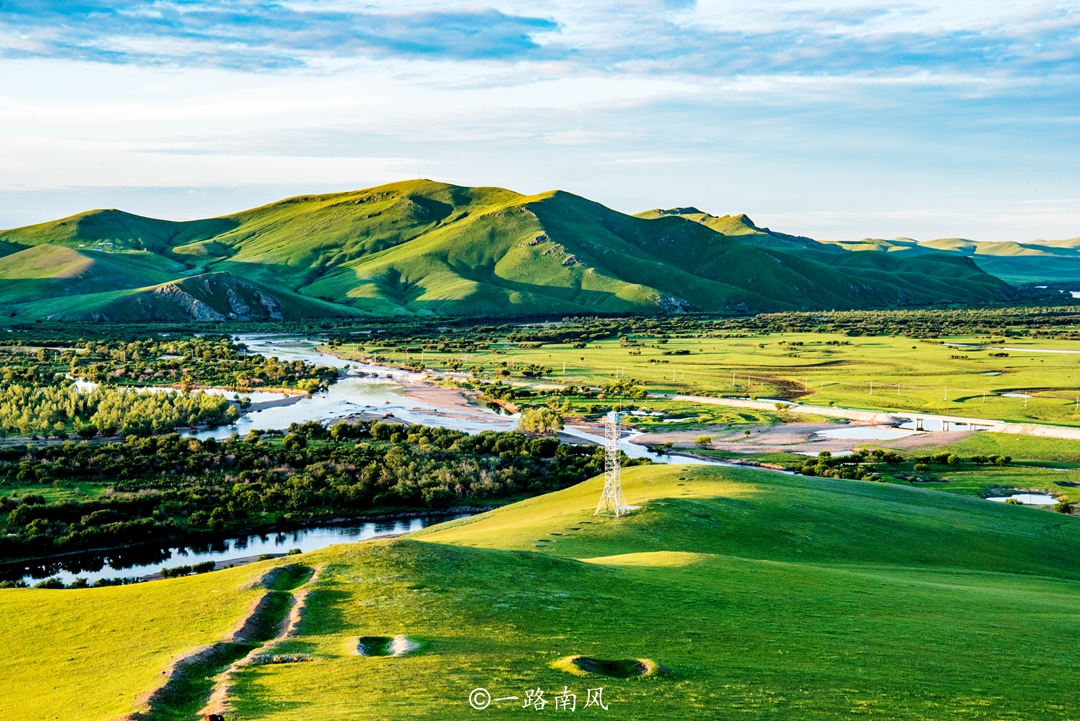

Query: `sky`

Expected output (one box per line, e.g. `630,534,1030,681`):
0,0,1078,241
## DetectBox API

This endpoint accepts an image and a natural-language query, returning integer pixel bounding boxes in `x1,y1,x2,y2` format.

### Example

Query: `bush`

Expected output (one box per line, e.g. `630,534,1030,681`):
695,435,712,447
283,433,307,450
946,454,960,467
913,463,929,472
34,577,65,589
1053,501,1074,514
161,565,193,579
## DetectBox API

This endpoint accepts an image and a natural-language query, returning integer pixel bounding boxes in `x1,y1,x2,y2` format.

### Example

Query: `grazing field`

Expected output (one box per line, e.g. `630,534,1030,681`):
9,463,1080,719
0,562,268,721
339,331,1080,426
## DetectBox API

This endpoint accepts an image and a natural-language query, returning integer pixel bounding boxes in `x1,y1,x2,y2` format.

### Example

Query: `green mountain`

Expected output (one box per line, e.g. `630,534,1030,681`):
822,236,1080,285
0,181,1017,321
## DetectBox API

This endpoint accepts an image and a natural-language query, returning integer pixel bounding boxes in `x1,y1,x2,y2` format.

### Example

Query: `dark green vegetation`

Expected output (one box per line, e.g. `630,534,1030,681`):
0,332,337,391
0,334,335,439
0,180,1017,321
0,421,649,563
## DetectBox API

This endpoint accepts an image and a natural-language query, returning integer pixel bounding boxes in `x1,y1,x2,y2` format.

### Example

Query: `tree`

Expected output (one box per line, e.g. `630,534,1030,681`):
517,408,564,435
695,435,711,447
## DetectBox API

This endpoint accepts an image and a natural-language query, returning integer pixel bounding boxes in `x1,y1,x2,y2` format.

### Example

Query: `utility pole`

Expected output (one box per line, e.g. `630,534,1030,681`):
870,381,873,395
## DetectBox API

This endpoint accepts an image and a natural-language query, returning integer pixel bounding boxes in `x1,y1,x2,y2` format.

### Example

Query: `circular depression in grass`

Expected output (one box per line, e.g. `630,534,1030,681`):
553,655,669,678
356,635,419,656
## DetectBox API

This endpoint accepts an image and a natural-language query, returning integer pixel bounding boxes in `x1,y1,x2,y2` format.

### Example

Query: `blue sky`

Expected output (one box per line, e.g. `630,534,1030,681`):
0,0,1077,240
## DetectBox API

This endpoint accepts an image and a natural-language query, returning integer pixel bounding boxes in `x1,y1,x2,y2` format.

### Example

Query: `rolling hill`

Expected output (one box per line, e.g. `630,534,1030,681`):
822,235,1080,285
0,180,1019,321
5,463,1080,719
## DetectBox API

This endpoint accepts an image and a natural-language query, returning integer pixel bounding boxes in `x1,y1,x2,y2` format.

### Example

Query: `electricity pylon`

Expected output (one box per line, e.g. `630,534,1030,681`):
595,410,629,517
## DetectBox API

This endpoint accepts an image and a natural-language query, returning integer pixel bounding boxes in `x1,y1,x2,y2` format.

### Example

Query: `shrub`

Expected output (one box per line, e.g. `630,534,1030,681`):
946,454,960,467
695,435,712,447
913,463,929,472
160,565,193,579
283,433,307,450
34,577,65,589
1053,501,1074,514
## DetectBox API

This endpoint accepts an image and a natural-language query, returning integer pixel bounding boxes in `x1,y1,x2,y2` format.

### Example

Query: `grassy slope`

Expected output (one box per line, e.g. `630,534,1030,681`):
636,207,833,253
0,562,269,721
205,464,1080,720
0,244,187,303
10,272,362,321
0,209,238,253
315,187,1014,316
0,181,1015,319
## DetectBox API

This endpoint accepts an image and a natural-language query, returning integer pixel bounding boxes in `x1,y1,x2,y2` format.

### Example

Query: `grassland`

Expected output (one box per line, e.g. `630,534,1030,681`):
0,562,268,721
6,463,1080,719
343,330,1080,427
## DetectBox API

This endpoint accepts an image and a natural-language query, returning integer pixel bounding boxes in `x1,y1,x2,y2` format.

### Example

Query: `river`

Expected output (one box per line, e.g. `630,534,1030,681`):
200,335,725,469
0,515,468,586
11,336,731,585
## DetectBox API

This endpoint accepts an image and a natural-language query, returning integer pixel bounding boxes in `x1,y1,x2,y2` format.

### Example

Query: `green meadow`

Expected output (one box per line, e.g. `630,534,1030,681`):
5,463,1080,719
341,331,1080,426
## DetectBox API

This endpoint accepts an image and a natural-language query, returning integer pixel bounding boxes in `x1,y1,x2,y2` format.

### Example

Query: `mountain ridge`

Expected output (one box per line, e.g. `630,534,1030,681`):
0,180,1019,321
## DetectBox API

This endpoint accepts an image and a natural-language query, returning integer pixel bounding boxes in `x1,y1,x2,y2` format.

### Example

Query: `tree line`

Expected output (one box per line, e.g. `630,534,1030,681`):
0,421,651,562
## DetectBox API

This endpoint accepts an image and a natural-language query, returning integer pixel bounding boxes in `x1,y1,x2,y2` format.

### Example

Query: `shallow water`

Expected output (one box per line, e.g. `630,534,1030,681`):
190,335,517,439
896,418,969,432
199,336,730,472
1,515,467,586
987,494,1059,506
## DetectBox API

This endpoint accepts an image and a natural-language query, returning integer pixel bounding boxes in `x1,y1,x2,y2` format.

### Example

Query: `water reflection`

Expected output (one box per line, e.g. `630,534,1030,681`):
1,515,467,586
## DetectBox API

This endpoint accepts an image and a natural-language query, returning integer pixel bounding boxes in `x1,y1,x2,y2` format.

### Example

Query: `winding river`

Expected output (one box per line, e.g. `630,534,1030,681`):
6,336,727,585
